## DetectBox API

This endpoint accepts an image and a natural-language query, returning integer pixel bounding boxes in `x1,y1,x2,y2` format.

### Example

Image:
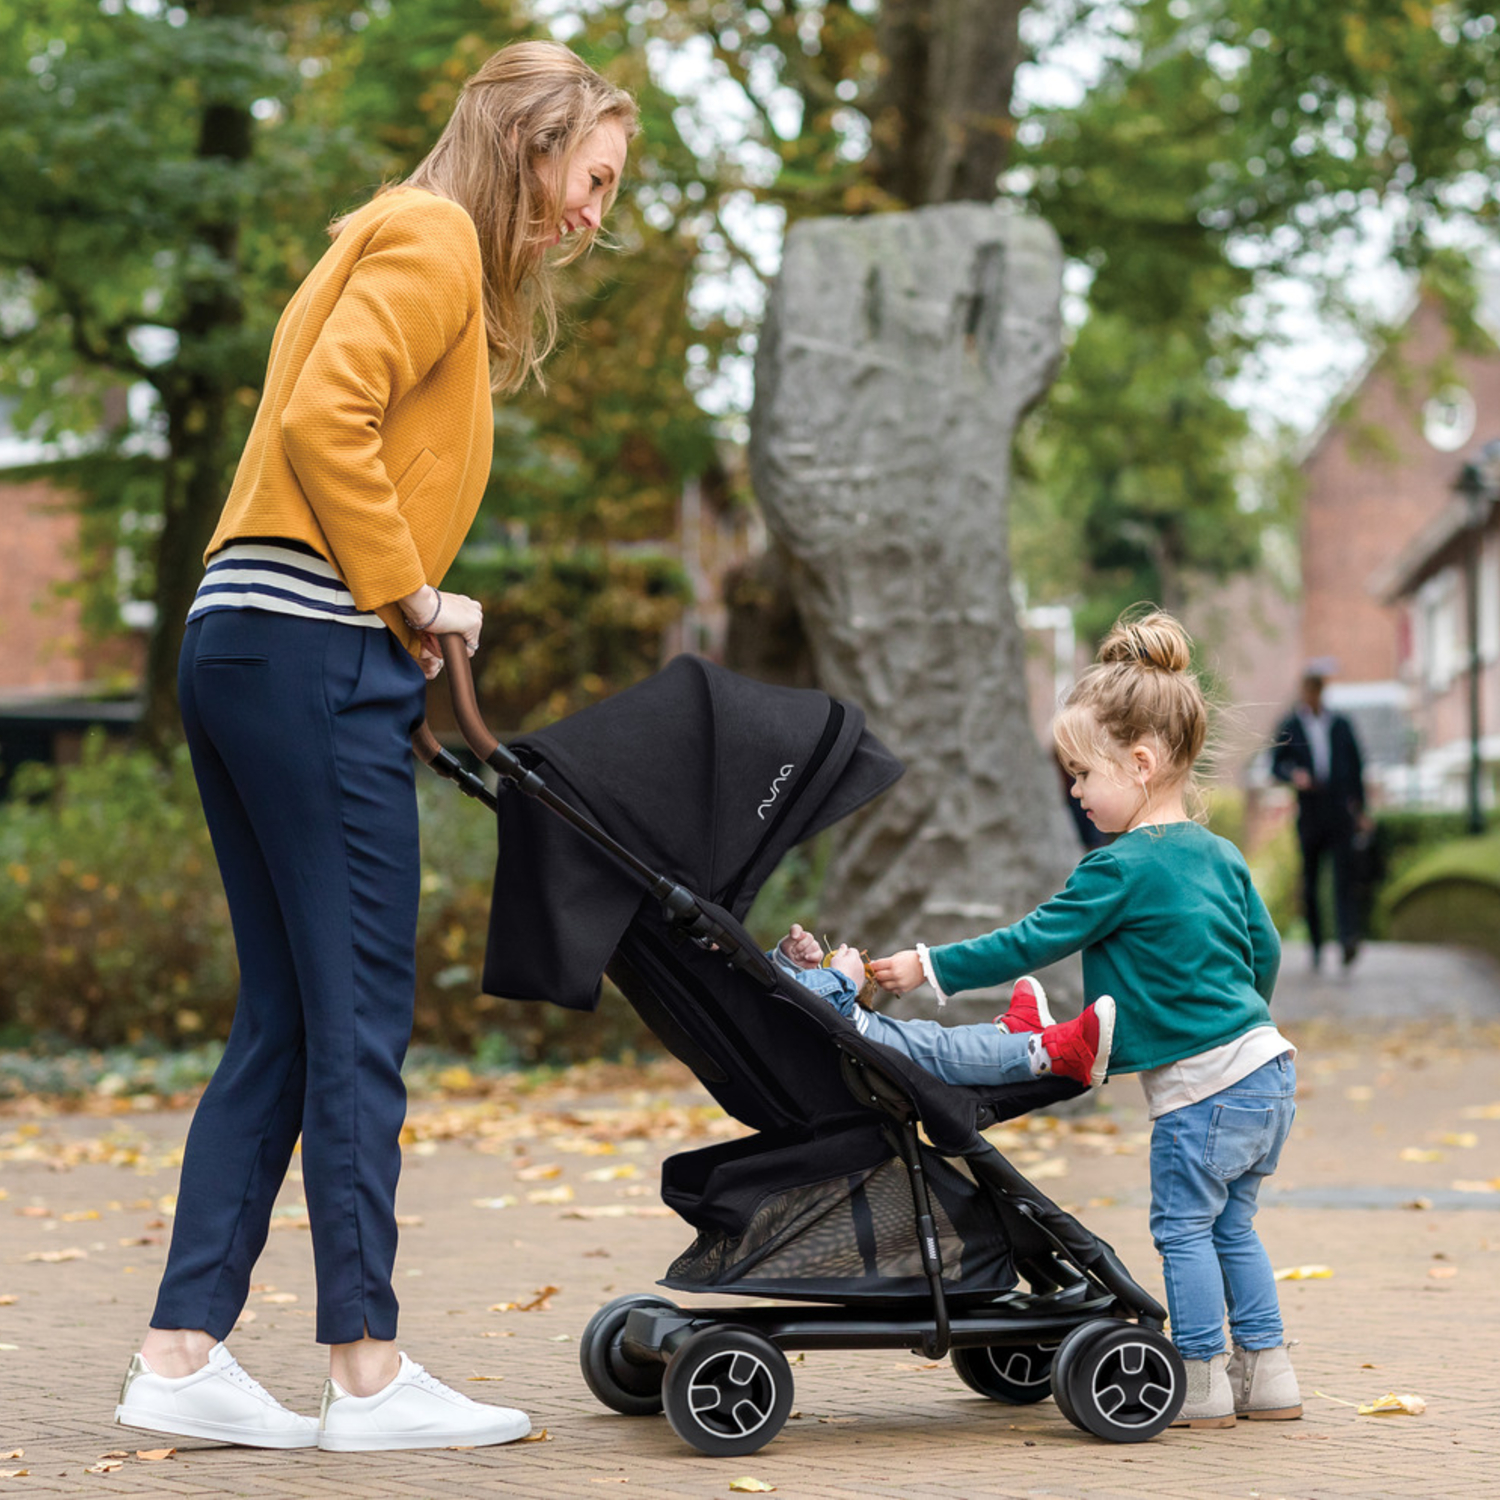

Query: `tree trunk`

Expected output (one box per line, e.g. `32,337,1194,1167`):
749,203,1080,1018
868,0,1023,206
138,88,251,752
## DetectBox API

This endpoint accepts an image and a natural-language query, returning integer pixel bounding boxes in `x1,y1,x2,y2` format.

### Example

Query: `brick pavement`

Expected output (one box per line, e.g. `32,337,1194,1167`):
2,941,1498,1499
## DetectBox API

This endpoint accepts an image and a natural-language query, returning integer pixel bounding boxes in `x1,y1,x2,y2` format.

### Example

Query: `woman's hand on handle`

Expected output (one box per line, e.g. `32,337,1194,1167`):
399,585,483,680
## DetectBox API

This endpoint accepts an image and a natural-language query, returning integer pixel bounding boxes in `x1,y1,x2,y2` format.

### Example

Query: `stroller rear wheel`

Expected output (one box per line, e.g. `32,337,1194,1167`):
662,1326,795,1458
579,1294,678,1416
950,1343,1058,1404
1053,1321,1184,1443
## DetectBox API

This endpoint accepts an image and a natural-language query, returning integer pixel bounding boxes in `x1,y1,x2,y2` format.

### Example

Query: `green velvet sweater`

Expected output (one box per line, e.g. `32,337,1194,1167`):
928,821,1281,1075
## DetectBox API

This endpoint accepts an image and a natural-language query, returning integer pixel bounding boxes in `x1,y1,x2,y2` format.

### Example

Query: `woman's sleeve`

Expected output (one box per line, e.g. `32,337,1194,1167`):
279,200,482,610
927,854,1129,996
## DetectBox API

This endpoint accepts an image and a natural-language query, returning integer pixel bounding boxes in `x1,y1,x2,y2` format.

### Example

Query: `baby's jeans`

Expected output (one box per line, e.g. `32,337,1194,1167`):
771,954,1035,1089
1149,1052,1297,1361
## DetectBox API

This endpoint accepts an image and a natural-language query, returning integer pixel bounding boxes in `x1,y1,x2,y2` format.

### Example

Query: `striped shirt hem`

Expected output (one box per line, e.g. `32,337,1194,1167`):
187,544,387,630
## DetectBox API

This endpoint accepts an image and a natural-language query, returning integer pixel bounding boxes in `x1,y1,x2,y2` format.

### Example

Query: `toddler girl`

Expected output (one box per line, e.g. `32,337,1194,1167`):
869,609,1301,1428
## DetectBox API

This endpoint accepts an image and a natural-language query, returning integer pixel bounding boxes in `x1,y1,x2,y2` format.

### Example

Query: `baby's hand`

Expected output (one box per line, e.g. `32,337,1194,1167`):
869,949,924,996
778,923,824,971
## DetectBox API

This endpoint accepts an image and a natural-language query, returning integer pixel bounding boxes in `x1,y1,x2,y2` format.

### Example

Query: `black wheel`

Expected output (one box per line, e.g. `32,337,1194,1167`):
579,1294,677,1416
951,1343,1058,1404
1057,1323,1184,1443
661,1326,795,1457
1048,1318,1110,1427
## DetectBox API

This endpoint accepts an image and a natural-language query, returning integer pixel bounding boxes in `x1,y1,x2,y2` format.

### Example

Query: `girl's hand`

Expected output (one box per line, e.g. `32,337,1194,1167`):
778,923,824,971
869,950,924,996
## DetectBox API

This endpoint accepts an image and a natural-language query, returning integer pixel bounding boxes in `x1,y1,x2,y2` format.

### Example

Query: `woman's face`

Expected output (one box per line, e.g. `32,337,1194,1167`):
539,117,630,248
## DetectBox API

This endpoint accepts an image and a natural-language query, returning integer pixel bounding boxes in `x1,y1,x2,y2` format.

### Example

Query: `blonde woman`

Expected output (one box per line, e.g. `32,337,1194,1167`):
116,41,636,1452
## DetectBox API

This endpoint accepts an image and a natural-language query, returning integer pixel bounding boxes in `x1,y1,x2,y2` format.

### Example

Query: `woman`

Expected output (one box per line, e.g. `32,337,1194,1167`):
115,41,636,1453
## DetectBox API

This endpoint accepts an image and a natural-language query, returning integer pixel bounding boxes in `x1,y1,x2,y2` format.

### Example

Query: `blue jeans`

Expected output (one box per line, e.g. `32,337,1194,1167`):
772,952,1035,1088
1149,1053,1297,1361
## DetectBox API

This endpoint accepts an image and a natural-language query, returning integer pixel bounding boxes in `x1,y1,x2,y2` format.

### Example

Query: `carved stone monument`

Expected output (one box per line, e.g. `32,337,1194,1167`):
749,202,1077,1017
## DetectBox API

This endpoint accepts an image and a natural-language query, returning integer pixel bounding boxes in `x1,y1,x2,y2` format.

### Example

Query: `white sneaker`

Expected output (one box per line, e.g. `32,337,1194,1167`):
116,1342,318,1448
317,1352,531,1452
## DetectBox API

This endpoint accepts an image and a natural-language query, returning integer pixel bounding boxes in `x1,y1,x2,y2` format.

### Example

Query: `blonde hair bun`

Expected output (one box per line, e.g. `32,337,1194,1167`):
1096,610,1192,674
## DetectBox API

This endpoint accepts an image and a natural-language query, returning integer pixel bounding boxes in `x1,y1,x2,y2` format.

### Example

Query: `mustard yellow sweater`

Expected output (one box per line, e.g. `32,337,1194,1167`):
207,187,493,649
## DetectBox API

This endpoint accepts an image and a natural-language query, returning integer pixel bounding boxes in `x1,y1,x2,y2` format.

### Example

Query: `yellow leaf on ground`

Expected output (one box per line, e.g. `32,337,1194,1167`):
472,1196,518,1210
23,1248,87,1263
1460,1102,1500,1120
0,1470,29,1479
136,1448,176,1461
84,1460,123,1473
467,1374,506,1381
1399,1148,1444,1162
261,1292,298,1304
1274,1264,1333,1281
1358,1392,1426,1416
518,1428,550,1442
0,1296,16,1305
1450,1179,1500,1193
516,1162,563,1181
583,1164,639,1182
729,1480,777,1493
1427,1266,1458,1279
560,1205,674,1220
1438,1132,1478,1148
526,1185,575,1206
0,1450,21,1460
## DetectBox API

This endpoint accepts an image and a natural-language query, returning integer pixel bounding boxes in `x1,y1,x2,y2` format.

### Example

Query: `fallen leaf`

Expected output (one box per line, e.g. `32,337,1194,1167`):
490,1286,559,1312
23,1247,87,1263
0,1470,29,1479
84,1460,124,1473
0,1450,21,1460
729,1480,777,1493
560,1205,673,1220
60,1210,101,1222
583,1164,639,1182
1461,1102,1500,1120
1427,1266,1458,1279
1274,1264,1333,1281
1399,1148,1444,1163
117,1236,160,1248
394,1214,424,1227
526,1185,575,1206
0,1296,16,1306
1438,1132,1478,1148
260,1293,299,1304
466,1374,506,1382
1358,1392,1426,1416
18,1206,51,1219
136,1448,175,1461
516,1162,563,1181
1451,1179,1500,1194
518,1428,550,1442
472,1196,518,1210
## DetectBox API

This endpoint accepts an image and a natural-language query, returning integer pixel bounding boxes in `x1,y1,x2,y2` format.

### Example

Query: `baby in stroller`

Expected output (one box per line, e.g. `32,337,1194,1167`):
769,924,1113,1089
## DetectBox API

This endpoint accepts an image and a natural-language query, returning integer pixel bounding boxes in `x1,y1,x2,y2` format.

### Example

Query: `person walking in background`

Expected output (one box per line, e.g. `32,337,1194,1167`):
1270,661,1368,971
114,41,636,1453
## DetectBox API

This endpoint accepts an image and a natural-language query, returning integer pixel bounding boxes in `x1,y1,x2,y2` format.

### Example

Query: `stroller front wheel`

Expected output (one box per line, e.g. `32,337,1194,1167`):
579,1293,678,1416
1054,1321,1185,1443
662,1325,795,1458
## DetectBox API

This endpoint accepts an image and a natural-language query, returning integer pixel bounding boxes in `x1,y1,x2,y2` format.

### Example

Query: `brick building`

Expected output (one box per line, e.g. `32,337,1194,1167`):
1248,287,1500,803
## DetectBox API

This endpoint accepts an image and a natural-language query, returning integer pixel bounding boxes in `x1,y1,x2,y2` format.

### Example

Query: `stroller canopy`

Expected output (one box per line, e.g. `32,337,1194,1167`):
483,655,903,1012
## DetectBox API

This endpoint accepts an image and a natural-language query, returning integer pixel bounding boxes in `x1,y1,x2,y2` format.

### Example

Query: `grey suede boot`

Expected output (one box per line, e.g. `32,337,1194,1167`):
1169,1351,1236,1428
1226,1341,1303,1420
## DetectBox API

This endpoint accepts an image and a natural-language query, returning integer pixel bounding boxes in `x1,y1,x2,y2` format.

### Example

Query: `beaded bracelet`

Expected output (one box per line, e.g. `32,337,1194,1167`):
404,590,442,632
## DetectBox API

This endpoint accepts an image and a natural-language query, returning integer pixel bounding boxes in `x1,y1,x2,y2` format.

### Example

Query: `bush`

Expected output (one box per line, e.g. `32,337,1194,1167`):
0,734,662,1063
1379,831,1500,960
0,736,234,1047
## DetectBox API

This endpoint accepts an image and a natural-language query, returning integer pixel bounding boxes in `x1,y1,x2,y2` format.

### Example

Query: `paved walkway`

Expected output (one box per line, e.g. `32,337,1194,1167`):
3,942,1499,1498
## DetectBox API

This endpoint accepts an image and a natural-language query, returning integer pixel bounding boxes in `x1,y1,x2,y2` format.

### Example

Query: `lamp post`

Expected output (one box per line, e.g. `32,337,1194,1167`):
1454,439,1500,836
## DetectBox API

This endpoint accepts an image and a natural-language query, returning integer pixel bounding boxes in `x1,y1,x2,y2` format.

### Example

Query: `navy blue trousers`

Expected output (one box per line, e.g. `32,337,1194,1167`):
153,610,427,1345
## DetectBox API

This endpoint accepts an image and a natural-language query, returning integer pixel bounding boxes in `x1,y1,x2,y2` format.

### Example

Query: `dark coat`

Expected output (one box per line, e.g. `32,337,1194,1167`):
1270,707,1365,830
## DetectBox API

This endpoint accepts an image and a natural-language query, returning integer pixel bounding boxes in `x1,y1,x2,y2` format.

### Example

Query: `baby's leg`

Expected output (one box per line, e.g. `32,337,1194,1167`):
846,1010,1036,1088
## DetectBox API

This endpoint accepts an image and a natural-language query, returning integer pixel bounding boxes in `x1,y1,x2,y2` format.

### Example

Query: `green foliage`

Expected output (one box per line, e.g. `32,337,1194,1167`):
0,734,660,1063
1380,830,1500,960
0,735,234,1046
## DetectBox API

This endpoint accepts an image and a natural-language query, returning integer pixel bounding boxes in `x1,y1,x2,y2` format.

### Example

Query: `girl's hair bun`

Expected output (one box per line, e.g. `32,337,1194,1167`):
1096,610,1192,673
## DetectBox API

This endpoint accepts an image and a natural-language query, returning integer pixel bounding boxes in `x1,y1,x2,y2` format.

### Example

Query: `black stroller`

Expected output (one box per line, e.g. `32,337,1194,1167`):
418,647,1185,1456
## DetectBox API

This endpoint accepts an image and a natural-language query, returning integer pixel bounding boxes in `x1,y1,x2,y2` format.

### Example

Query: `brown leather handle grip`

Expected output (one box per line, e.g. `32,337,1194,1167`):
438,632,498,761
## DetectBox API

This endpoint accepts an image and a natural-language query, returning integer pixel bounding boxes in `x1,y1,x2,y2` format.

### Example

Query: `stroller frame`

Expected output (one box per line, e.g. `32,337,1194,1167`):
416,642,1186,1454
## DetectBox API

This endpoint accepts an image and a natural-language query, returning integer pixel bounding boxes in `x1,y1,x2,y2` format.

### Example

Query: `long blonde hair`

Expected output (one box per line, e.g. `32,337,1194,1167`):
334,41,637,394
1054,608,1209,808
